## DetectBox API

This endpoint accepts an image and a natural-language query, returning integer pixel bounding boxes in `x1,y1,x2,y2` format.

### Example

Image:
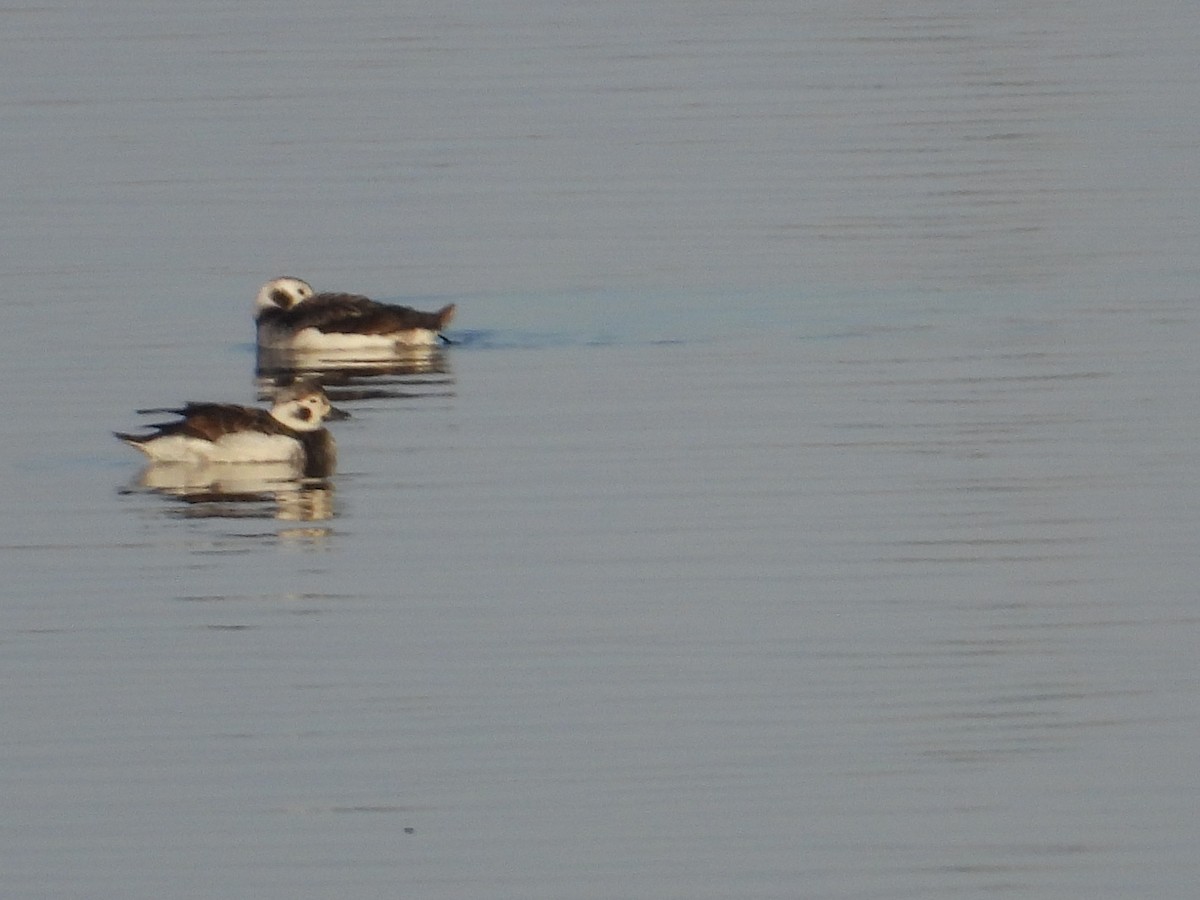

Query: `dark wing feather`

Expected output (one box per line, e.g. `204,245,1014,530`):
261,294,454,335
129,404,285,442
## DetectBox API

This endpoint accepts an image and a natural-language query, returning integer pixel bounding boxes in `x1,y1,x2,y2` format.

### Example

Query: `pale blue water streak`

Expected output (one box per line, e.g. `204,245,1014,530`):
3,3,1200,899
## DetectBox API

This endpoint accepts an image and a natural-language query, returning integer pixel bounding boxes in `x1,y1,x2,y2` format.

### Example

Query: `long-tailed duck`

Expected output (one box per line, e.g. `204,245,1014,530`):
115,380,348,471
255,277,456,350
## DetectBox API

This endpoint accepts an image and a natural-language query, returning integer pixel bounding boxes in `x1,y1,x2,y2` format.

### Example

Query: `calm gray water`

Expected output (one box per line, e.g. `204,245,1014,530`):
3,3,1199,898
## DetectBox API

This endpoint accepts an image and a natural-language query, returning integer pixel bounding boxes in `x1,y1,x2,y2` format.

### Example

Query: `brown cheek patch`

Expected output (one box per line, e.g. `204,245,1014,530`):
296,408,313,422
271,289,294,309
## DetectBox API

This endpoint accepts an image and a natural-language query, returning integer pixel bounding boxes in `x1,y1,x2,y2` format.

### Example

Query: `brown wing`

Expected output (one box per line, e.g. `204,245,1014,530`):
263,294,454,335
146,404,283,442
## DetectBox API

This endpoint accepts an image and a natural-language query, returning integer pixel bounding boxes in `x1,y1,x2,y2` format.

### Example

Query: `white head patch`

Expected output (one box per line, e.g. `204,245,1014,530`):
255,277,315,313
269,383,334,432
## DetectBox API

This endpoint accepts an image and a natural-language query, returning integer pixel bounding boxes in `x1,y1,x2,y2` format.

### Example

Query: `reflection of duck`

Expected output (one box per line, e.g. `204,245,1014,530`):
256,345,455,404
131,462,336,522
256,342,451,382
114,380,347,475
255,277,456,351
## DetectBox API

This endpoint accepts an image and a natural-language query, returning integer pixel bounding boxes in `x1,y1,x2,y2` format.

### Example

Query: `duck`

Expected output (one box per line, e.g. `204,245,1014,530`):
115,379,348,473
254,277,456,350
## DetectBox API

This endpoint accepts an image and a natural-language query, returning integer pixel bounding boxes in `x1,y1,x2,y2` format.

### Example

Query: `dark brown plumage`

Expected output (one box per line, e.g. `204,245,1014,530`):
117,404,295,445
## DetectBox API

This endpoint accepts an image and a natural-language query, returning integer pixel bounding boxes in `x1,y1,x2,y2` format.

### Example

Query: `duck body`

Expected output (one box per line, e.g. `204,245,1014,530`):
255,277,456,350
115,382,345,475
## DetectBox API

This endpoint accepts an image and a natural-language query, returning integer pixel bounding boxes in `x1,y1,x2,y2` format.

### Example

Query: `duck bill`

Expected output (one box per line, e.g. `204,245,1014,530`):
326,406,351,421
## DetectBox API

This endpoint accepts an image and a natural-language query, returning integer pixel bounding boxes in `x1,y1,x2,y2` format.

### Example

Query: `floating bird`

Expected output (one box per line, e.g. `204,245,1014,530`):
255,277,456,350
115,380,348,472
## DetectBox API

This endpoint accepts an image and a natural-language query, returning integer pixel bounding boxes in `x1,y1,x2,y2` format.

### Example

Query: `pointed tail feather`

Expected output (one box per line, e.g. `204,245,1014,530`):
114,431,153,453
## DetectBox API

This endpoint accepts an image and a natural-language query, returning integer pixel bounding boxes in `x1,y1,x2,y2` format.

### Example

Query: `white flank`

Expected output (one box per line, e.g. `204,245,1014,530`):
128,432,304,464
258,322,438,350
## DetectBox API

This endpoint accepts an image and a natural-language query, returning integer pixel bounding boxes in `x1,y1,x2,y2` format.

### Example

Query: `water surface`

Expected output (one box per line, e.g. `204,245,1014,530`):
3,3,1199,899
